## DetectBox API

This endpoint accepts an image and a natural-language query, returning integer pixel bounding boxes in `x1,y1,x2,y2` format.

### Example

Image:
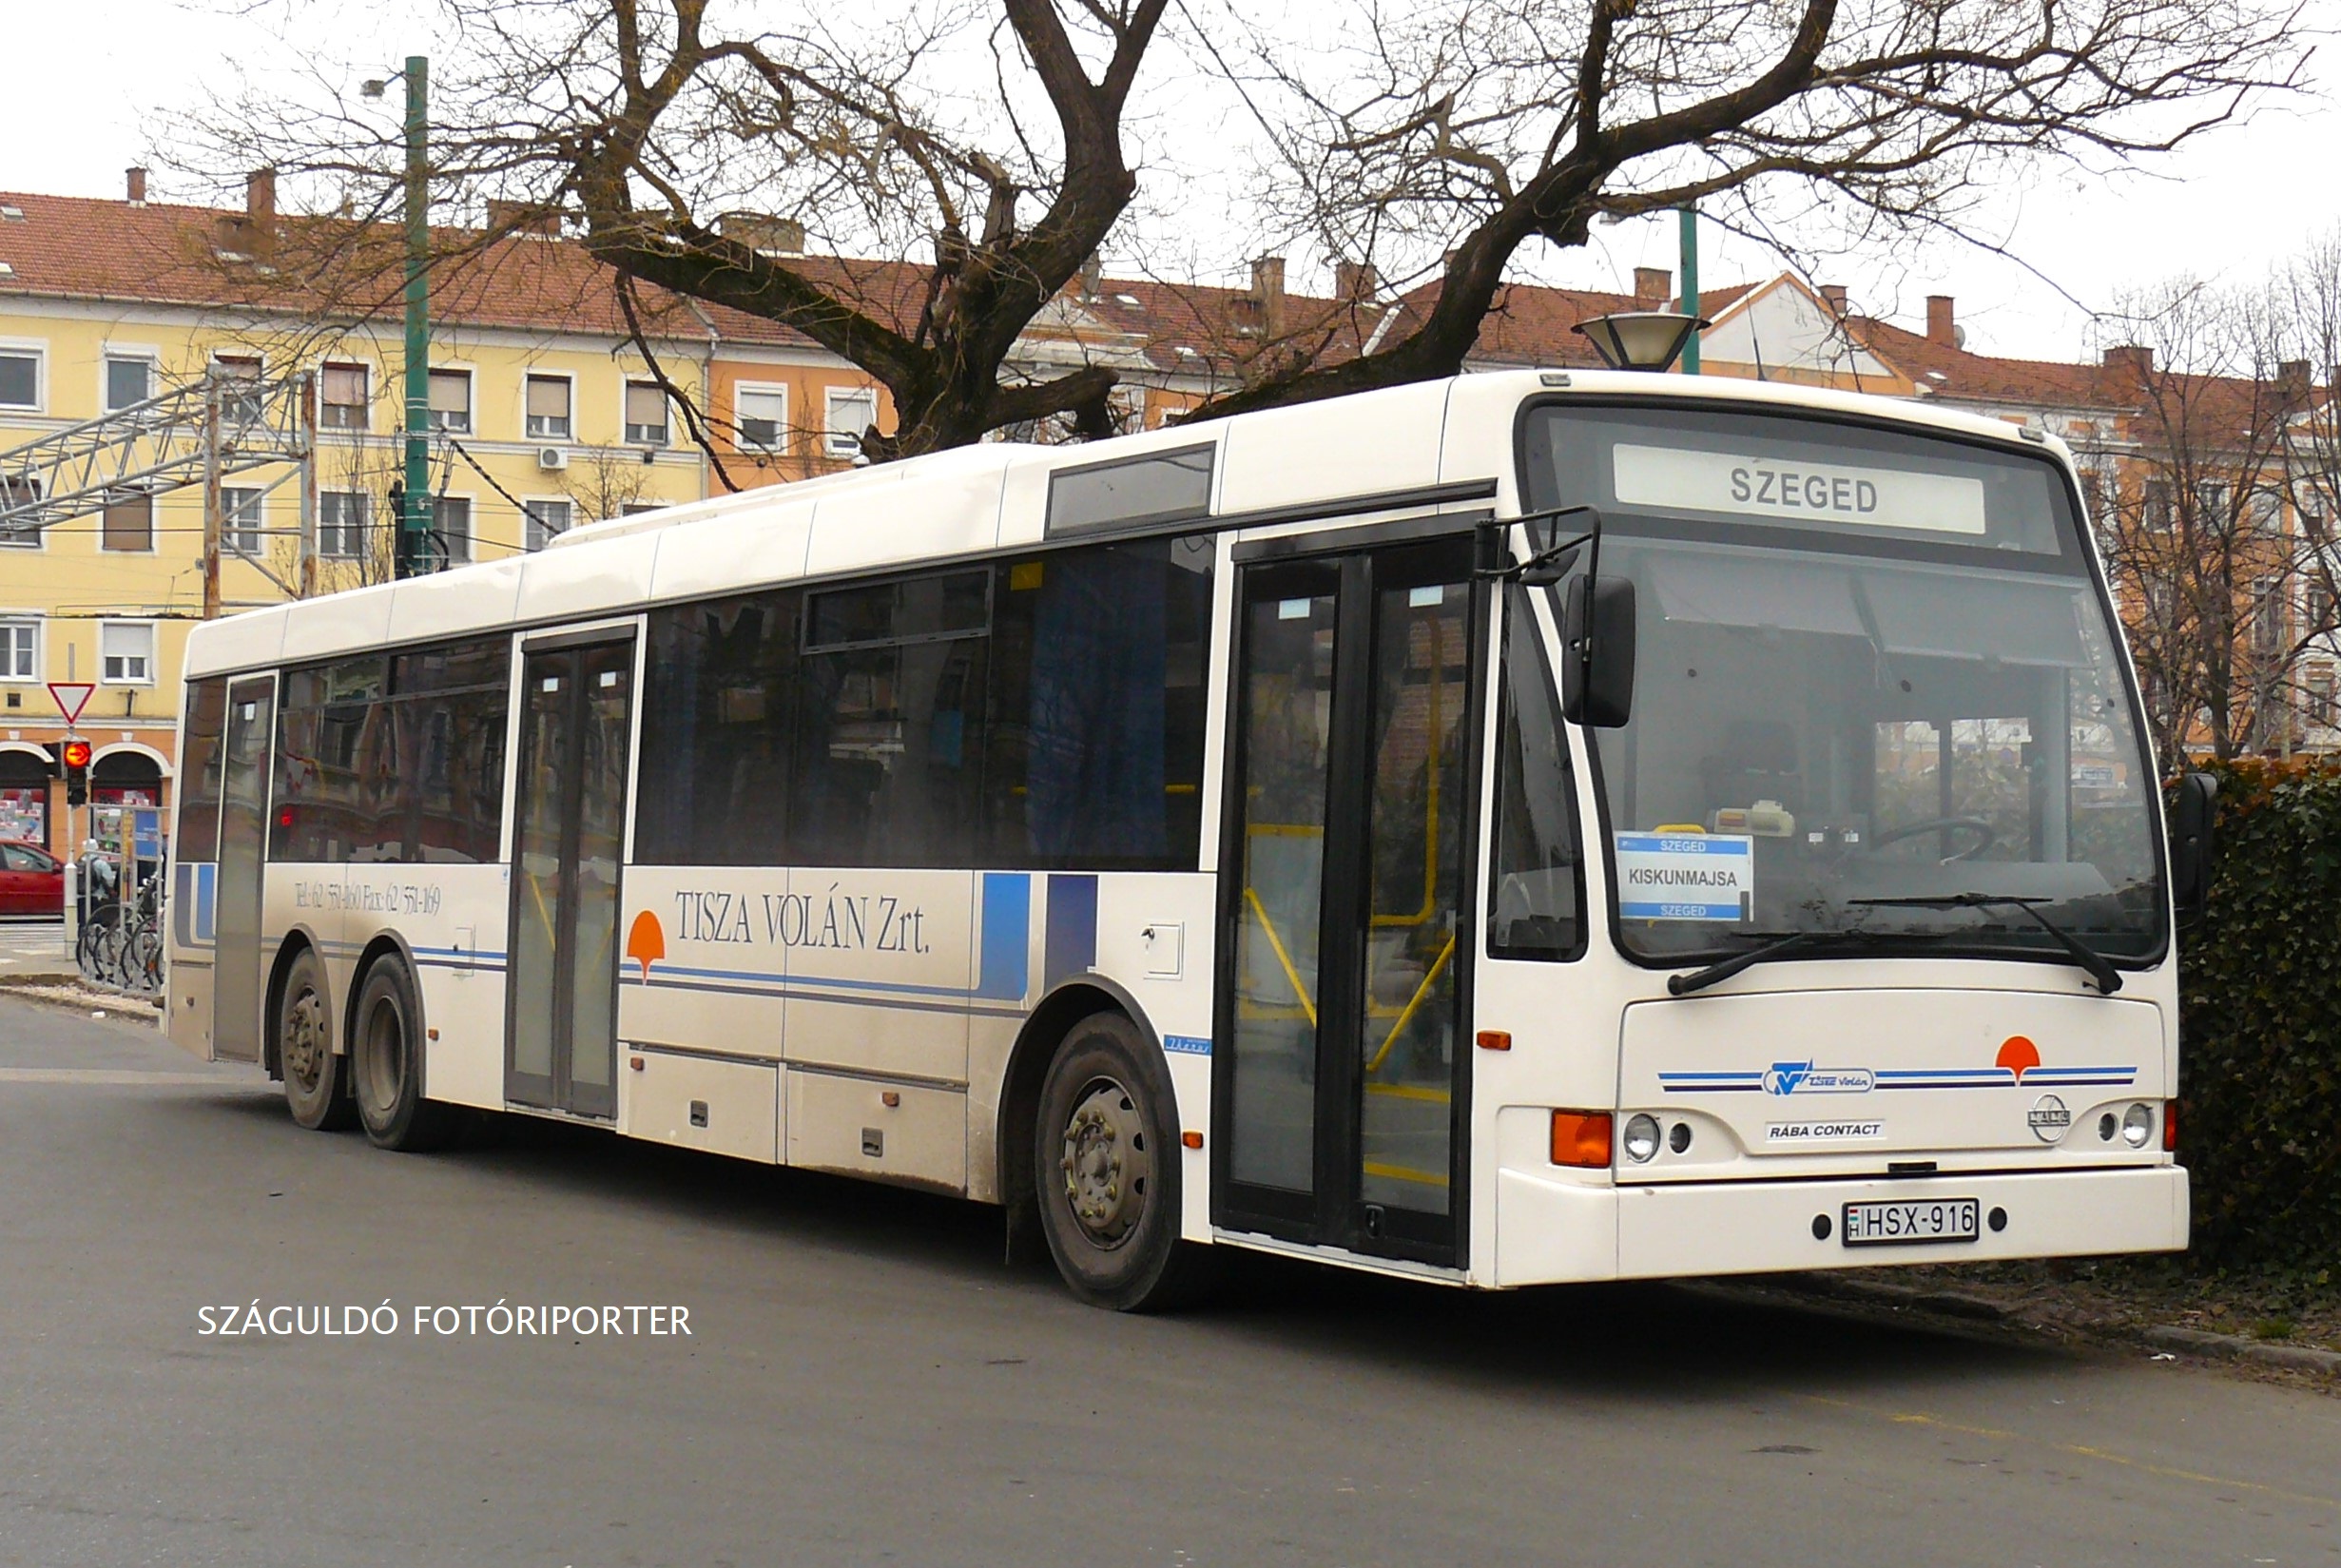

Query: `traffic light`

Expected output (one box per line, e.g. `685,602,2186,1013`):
60,737,90,807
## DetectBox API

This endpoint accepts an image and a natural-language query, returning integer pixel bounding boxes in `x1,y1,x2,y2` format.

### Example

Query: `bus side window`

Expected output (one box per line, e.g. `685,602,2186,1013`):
1488,586,1581,961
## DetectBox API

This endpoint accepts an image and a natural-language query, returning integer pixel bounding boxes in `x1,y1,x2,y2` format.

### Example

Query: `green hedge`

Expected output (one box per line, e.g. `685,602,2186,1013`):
2176,760,2341,1268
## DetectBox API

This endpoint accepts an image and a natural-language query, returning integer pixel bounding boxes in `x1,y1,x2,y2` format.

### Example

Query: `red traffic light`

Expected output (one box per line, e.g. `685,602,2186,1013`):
59,739,91,770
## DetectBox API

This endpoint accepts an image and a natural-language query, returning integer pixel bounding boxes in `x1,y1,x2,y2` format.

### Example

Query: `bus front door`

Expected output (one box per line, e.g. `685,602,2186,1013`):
211,674,276,1063
506,634,635,1120
1214,536,1480,1267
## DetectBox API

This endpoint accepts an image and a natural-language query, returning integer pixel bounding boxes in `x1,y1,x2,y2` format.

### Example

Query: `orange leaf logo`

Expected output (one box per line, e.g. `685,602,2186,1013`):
625,910,667,980
1995,1035,2041,1083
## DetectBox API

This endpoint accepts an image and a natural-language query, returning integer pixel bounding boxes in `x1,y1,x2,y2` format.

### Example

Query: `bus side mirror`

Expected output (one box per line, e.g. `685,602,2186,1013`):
1562,574,1635,728
2169,771,2219,931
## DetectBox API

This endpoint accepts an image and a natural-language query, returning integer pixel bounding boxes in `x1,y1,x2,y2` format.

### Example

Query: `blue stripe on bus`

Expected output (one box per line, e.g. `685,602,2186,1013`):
1044,874,1097,992
618,971,1024,1018
977,873,1031,1000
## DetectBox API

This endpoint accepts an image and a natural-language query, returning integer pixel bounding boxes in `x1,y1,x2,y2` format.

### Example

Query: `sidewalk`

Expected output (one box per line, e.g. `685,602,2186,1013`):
0,920,78,983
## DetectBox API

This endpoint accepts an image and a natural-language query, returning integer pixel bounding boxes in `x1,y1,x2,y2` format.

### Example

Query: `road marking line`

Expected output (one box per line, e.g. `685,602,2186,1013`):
0,1068,236,1086
1806,1395,2340,1511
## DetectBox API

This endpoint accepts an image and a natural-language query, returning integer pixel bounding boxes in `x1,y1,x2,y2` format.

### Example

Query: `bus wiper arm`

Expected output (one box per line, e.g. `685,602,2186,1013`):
1849,894,2121,995
1668,931,1821,997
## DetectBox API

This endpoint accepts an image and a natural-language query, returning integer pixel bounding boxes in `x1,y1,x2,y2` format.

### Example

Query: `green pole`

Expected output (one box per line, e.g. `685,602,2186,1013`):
400,54,431,576
1678,203,1700,375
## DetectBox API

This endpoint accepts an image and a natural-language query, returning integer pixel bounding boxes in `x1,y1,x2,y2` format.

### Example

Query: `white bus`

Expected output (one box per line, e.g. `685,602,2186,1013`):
164,369,2203,1309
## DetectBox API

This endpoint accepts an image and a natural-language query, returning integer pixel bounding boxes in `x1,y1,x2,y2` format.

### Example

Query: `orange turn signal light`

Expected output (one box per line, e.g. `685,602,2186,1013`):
1476,1030,1512,1052
1181,1131,1204,1150
1550,1110,1614,1169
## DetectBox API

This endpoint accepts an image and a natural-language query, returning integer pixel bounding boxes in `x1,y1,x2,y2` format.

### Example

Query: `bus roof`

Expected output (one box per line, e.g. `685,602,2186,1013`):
184,368,2069,680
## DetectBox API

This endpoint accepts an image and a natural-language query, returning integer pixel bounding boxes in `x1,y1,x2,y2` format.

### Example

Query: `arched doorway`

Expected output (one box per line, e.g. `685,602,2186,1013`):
91,749,164,808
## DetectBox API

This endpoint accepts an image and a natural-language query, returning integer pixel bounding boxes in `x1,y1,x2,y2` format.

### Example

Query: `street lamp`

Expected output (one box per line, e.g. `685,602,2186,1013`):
1573,310,1710,374
360,59,434,575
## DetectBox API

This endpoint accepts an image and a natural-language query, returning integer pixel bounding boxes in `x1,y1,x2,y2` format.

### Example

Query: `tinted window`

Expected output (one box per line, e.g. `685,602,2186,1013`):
793,572,988,866
267,640,507,864
636,590,802,866
1487,587,1581,959
1045,445,1215,537
982,536,1214,869
175,677,229,861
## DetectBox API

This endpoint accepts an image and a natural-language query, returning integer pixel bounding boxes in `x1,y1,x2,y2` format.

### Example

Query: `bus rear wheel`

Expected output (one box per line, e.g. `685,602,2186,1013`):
1034,1011,1211,1312
351,958,456,1152
277,947,354,1132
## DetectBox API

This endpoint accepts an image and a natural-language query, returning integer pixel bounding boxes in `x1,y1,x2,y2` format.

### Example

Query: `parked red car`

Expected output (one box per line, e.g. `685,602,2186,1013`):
0,840,64,917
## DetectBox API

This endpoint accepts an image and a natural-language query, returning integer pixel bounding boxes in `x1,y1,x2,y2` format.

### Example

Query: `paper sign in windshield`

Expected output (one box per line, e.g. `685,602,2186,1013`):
1614,443,1988,535
1615,832,1753,921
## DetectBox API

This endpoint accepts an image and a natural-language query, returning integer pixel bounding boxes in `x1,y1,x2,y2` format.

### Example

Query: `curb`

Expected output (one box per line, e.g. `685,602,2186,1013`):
1767,1270,2340,1377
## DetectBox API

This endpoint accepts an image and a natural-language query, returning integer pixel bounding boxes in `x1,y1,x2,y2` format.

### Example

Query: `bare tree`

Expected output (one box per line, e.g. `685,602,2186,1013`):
178,1,2304,457
2090,277,2335,763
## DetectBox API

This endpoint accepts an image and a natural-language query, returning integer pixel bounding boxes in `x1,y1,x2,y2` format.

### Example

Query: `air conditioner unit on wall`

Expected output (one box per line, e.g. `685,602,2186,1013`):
536,447,568,472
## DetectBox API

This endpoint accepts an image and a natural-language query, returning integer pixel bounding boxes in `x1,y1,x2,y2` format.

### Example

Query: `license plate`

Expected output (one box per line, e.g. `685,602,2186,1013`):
1841,1197,1981,1247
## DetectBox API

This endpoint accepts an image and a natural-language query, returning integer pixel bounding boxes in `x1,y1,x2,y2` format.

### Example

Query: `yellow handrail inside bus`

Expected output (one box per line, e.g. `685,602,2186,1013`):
1243,883,1317,1029
1364,931,1455,1074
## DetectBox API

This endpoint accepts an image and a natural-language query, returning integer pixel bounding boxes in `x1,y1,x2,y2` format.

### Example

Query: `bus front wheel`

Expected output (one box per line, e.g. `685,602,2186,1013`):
350,958,457,1152
277,946,354,1132
1034,1011,1212,1312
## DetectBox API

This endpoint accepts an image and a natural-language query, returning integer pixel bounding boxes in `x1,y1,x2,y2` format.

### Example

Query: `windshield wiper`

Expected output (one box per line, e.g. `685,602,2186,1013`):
1668,927,1954,997
1849,893,2121,995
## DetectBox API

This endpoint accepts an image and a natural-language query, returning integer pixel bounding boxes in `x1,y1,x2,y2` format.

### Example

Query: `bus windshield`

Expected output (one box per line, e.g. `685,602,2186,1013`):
1521,402,2164,966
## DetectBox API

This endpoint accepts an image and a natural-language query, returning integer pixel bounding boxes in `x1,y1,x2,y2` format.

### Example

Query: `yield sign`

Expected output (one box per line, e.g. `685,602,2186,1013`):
47,682,94,726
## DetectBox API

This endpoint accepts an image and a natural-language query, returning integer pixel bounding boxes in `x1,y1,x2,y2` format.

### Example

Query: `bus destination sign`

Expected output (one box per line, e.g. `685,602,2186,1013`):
1613,442,1989,535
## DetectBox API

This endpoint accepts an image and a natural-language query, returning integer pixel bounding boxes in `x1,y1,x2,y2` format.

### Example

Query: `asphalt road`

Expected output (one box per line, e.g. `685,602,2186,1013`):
1,996,2335,1568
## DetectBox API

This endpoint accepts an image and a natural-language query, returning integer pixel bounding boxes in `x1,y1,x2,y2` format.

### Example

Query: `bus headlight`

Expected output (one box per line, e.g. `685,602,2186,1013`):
2121,1103,2154,1149
1622,1113,1662,1163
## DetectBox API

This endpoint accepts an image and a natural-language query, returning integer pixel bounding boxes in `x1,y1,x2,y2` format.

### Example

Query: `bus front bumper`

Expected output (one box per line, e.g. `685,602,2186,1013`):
1492,1163,2189,1287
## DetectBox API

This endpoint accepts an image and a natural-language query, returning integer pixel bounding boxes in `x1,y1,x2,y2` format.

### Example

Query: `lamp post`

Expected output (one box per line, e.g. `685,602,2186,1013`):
1678,204,1702,375
1573,311,1711,374
364,57,432,577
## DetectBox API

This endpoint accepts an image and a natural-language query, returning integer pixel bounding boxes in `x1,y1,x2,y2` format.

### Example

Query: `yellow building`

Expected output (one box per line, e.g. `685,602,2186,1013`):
0,177,726,853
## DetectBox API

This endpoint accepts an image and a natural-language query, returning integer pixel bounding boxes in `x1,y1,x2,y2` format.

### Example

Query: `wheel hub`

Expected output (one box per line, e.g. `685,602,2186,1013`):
283,989,325,1085
1059,1078,1151,1249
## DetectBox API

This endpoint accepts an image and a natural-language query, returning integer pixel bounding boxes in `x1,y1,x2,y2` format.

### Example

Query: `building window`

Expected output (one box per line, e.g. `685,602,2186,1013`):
428,368,473,434
435,495,474,564
736,384,787,452
212,354,263,422
222,487,263,556
105,356,153,412
2310,665,2338,728
320,363,369,430
100,621,154,685
624,380,668,446
0,476,38,549
525,374,571,440
2143,480,2172,532
825,387,876,458
0,618,36,681
2253,579,2285,655
0,348,41,410
319,491,368,559
523,498,572,552
620,502,662,519
102,492,154,552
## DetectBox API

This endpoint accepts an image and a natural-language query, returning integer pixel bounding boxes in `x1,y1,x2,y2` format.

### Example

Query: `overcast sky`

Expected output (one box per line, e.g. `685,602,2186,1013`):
6,1,2337,367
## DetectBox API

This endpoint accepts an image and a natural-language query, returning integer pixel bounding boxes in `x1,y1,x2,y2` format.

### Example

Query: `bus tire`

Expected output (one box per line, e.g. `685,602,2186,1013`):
350,958,456,1152
277,946,354,1132
1034,1011,1212,1312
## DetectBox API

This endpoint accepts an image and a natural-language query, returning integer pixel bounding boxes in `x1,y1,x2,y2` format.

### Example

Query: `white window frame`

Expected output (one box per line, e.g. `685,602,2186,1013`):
522,495,574,552
98,619,156,687
428,365,475,435
0,339,48,414
622,377,670,447
435,493,477,565
208,351,266,423
102,348,159,413
318,360,371,432
524,370,576,441
319,490,369,560
221,486,265,557
0,475,42,552
734,380,790,454
0,615,40,683
824,385,877,459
